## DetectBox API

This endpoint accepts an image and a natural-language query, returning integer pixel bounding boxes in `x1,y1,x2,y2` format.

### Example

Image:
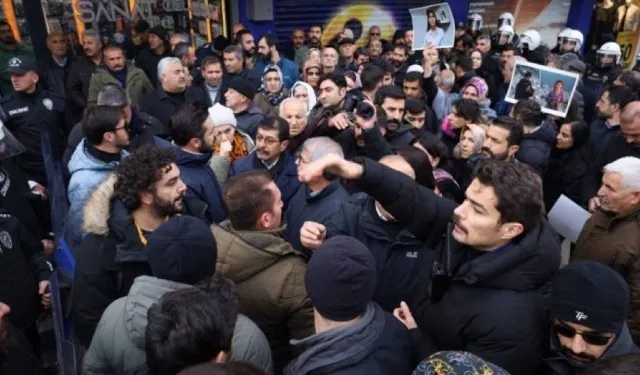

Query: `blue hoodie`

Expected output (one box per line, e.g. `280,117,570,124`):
66,139,128,248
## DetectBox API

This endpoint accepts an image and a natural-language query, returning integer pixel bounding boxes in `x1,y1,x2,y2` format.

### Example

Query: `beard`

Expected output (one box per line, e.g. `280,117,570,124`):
198,139,213,154
481,147,509,161
258,51,272,61
153,193,184,217
392,59,403,68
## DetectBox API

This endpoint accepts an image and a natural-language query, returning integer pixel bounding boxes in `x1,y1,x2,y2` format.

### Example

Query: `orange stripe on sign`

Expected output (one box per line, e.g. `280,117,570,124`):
2,0,20,42
71,0,85,40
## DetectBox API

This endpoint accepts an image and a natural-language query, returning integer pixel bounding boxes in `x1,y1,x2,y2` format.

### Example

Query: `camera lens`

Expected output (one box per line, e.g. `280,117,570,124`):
356,102,375,120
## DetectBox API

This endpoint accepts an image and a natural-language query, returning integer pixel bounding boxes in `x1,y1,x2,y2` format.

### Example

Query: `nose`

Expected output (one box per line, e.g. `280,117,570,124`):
570,335,587,354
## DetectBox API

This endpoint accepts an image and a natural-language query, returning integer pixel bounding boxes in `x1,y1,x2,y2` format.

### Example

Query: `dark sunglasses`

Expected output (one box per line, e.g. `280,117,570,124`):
553,322,613,346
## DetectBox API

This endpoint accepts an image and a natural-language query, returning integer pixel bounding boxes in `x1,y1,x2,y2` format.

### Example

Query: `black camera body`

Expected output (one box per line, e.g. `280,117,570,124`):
343,94,375,120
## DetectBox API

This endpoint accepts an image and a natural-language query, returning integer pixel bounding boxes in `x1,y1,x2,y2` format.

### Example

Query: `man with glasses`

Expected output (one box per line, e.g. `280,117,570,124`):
229,116,299,211
543,260,637,374
66,105,130,249
369,26,382,42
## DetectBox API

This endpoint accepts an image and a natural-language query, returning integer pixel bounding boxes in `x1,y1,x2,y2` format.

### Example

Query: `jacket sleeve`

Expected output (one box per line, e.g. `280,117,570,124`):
360,126,393,160
231,315,275,375
422,71,438,108
353,158,456,245
141,75,154,97
67,62,87,109
87,75,100,105
82,301,120,375
16,216,50,282
209,155,231,186
625,254,640,343
283,261,315,340
581,145,608,205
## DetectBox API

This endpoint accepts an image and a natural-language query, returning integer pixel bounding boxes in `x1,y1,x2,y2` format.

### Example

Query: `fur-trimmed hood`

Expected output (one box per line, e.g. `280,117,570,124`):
82,173,117,235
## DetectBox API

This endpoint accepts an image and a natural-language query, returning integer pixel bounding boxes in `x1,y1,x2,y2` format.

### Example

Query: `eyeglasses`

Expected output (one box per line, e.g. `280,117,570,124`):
370,32,380,36
256,134,280,146
553,322,613,346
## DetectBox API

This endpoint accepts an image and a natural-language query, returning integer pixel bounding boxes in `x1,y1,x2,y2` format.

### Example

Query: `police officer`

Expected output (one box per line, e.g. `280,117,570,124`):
584,42,623,95
0,55,66,233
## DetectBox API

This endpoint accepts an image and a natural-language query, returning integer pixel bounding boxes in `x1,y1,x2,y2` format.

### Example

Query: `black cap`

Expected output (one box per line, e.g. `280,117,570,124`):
145,216,218,285
305,236,376,321
551,260,629,334
227,76,257,100
568,59,587,73
148,25,167,41
5,56,37,75
338,38,355,46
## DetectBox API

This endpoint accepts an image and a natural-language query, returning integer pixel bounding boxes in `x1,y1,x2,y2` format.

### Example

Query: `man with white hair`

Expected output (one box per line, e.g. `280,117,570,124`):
573,156,640,343
279,97,308,153
138,57,206,137
283,136,348,255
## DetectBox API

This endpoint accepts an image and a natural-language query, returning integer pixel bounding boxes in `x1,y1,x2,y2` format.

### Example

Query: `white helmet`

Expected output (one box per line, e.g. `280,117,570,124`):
561,29,583,52
498,13,515,28
596,42,622,67
498,25,515,45
556,28,572,47
468,13,483,31
519,29,541,50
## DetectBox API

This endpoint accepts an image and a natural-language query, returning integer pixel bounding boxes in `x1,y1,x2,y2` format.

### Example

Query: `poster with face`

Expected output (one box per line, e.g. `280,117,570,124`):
506,60,579,118
410,3,455,50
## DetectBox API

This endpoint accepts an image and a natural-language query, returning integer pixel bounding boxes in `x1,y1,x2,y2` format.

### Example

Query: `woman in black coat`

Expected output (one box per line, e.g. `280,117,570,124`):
543,119,589,210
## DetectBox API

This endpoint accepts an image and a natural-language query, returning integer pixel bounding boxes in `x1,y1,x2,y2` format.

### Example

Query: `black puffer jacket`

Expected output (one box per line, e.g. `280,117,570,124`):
543,145,589,210
352,158,561,375
515,118,557,175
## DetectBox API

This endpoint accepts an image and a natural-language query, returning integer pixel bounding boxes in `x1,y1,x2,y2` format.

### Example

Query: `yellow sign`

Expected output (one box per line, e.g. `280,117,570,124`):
617,31,640,71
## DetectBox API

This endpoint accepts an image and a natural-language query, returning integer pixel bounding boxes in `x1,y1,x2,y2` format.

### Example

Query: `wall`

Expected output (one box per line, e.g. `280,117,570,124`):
237,0,276,38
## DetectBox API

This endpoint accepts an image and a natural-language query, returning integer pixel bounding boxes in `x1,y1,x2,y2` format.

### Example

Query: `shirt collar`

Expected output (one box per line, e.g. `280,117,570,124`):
261,156,280,170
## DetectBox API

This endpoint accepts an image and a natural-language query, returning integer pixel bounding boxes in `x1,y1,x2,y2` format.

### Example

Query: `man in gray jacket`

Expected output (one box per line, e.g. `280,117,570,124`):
82,216,274,375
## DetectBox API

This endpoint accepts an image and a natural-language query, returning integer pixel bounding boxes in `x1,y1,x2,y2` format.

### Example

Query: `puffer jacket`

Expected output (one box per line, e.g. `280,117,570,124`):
572,207,640,343
515,118,557,175
66,139,128,249
212,221,314,373
82,276,274,375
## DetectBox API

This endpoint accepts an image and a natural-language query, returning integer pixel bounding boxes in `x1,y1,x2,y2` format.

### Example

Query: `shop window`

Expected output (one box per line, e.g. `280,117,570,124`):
1,0,31,45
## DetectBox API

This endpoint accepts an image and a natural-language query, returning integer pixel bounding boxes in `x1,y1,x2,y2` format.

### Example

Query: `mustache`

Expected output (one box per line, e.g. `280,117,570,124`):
560,346,597,362
481,146,492,156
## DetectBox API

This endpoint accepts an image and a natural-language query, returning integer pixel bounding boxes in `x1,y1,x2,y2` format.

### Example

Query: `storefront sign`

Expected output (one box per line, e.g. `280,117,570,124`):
616,31,640,70
74,0,190,23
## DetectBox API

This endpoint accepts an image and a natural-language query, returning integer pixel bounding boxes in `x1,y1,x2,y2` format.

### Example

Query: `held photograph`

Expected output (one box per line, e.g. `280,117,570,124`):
505,61,579,118
410,3,455,50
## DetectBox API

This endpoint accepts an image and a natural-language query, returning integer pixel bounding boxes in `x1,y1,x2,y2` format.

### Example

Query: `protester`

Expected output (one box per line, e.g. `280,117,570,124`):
67,30,103,124
253,65,288,117
224,76,266,139
481,117,524,162
510,99,557,175
135,26,171,87
218,46,258,106
452,124,485,189
279,98,309,153
290,82,317,114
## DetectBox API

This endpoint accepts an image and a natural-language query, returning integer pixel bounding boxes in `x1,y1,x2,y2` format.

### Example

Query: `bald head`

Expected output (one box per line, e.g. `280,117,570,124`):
439,70,455,90
621,101,640,147
379,155,416,179
47,31,68,58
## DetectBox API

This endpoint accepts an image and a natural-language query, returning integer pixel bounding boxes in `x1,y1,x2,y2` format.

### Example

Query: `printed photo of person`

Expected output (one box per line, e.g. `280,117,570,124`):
410,3,455,50
545,80,566,111
424,8,445,47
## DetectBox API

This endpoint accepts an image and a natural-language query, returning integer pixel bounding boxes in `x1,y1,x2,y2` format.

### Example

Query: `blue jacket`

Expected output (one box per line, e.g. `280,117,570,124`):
155,138,226,224
252,58,299,90
66,139,128,248
229,152,300,212
283,180,348,256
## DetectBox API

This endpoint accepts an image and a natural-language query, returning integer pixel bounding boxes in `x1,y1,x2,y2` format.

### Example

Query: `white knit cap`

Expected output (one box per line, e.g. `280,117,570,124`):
407,64,424,74
208,103,237,128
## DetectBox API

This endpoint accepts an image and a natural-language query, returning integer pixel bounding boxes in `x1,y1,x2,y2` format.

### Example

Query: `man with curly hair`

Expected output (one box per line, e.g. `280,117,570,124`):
71,144,208,349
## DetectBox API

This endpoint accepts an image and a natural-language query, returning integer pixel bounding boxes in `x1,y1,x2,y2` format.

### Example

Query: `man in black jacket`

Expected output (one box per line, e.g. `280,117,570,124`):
71,145,207,349
511,99,557,175
297,109,560,375
376,85,414,150
135,26,171,87
67,30,103,125
218,45,258,106
38,32,71,99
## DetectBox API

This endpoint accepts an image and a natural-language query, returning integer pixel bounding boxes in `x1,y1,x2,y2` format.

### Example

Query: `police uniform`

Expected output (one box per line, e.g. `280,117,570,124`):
584,64,622,96
0,56,66,186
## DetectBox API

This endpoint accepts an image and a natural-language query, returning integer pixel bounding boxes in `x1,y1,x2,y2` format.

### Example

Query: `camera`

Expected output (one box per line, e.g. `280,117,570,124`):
343,94,375,120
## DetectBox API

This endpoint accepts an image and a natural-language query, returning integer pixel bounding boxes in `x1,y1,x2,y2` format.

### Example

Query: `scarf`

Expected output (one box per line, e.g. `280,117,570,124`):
213,132,249,163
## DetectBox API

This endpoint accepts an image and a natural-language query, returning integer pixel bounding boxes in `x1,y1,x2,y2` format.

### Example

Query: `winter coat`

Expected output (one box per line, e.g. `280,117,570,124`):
218,69,259,106
37,55,71,99
542,322,639,375
284,303,413,375
87,64,154,106
66,57,99,123
584,65,622,97
66,139,128,249
582,134,640,205
351,158,561,375
208,130,255,185
283,180,348,256
385,123,415,151
0,211,50,331
71,175,208,348
82,276,274,375
324,193,435,313
234,104,267,140
253,90,287,117
134,48,172,87
572,207,640,343
543,146,590,210
230,152,301,212
515,118,557,175
0,160,44,240
588,118,621,156
0,320,42,375
155,138,225,224
253,58,299,89
212,221,314,373
137,87,209,138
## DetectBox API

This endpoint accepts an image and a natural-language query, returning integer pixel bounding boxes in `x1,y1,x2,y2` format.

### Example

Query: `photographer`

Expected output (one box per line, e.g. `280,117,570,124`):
305,73,354,140
374,86,414,150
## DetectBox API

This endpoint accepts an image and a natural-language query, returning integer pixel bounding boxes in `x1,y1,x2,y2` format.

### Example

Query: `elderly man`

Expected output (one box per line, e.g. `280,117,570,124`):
138,57,206,137
38,31,71,98
67,30,103,124
218,45,258,106
224,77,265,139
572,156,640,343
280,97,308,153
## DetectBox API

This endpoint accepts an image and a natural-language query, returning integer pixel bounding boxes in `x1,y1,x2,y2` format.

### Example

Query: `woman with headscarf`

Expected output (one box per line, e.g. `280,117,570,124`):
302,59,322,90
291,81,317,113
253,64,289,117
452,76,497,122
545,80,567,111
452,124,485,190
470,49,498,107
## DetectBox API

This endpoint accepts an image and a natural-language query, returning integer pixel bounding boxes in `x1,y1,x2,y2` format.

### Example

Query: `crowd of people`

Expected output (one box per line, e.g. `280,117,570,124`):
0,10,639,375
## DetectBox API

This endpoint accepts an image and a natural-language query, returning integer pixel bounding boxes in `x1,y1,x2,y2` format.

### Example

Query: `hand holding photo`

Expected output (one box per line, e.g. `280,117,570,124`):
410,3,455,50
505,61,579,118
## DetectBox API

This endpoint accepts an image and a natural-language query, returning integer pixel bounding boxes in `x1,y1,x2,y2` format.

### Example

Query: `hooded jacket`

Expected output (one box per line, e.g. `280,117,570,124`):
542,322,639,375
212,221,314,372
66,139,128,249
284,303,413,375
82,276,274,375
515,118,558,175
71,175,207,348
351,158,561,375
87,63,154,106
155,138,225,224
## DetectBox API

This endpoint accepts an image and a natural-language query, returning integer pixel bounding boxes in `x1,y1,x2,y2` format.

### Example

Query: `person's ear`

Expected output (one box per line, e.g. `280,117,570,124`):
508,145,519,157
280,140,289,152
139,190,153,206
630,191,640,206
103,132,115,144
499,222,524,241
188,137,201,150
